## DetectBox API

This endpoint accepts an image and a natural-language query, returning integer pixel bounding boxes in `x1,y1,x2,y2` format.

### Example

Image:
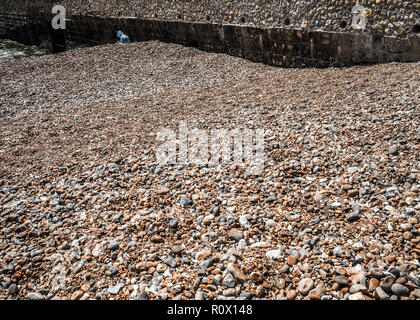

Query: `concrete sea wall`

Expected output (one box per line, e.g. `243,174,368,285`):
0,1,419,67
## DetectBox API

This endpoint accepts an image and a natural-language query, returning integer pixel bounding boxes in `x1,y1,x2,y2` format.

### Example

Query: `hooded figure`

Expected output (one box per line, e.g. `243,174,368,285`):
116,31,130,44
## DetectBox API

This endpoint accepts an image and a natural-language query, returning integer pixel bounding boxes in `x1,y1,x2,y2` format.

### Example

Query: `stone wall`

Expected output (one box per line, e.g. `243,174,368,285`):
0,0,419,67
60,0,420,38
1,1,419,38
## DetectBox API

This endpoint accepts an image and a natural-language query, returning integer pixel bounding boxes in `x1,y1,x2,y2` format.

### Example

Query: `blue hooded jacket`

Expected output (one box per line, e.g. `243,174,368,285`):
117,31,130,44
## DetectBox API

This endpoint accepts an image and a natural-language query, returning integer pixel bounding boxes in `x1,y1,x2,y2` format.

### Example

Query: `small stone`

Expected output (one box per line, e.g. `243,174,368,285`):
195,249,211,260
349,284,368,294
265,219,277,229
223,288,236,297
25,292,45,300
403,231,413,240
375,287,390,300
345,211,359,222
240,292,253,300
335,275,348,286
298,278,314,295
239,216,250,229
151,235,163,243
108,283,124,295
163,256,177,268
287,255,297,266
265,196,277,203
71,290,84,300
180,195,192,206
389,145,398,155
369,278,380,291
348,189,359,197
202,214,214,225
380,275,395,292
256,285,265,298
287,290,297,300
228,229,244,241
348,292,364,300
158,187,170,194
308,292,321,300
370,268,384,279
135,292,148,300
195,290,205,300
390,283,410,296
227,263,246,283
108,241,119,251
266,248,282,260
8,283,18,295
249,271,263,283
311,284,326,297
92,244,102,257
222,273,236,288
169,219,178,229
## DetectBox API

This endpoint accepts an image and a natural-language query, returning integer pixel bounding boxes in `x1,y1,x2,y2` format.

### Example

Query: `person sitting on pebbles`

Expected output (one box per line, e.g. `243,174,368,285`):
116,31,130,44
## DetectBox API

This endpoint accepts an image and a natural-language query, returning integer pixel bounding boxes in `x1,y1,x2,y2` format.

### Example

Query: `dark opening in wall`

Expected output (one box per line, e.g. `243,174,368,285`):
177,14,182,20
340,20,347,29
49,25,66,54
206,15,211,21
412,24,420,33
284,18,290,26
154,14,158,19
240,17,246,23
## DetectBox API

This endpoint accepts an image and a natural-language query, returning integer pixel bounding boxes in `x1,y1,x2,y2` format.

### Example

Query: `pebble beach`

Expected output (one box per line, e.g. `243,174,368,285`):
0,41,419,300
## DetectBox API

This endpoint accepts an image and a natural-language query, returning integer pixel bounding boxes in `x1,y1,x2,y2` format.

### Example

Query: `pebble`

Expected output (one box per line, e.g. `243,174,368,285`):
389,145,398,155
0,41,418,301
335,275,349,286
7,284,18,295
375,287,390,300
222,274,236,288
135,292,149,300
228,229,244,241
287,290,297,300
349,284,368,294
239,216,250,229
25,292,45,300
298,278,314,295
287,255,297,266
108,241,119,251
249,272,263,283
348,292,364,300
266,248,282,260
381,275,396,292
391,283,410,297
227,263,246,284
163,256,177,268
108,283,124,295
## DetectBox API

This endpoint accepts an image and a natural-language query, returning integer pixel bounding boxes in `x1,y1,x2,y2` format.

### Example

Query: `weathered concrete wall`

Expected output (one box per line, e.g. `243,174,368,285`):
0,12,50,46
0,1,419,67
62,15,420,67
